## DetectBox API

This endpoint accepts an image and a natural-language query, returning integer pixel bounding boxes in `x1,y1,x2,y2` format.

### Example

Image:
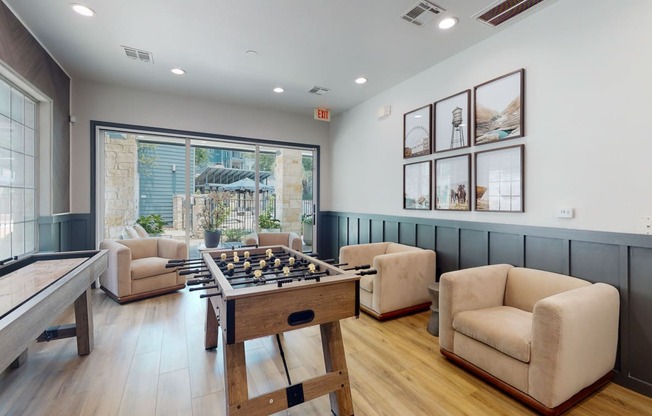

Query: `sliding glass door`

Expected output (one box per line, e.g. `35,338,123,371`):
96,127,317,258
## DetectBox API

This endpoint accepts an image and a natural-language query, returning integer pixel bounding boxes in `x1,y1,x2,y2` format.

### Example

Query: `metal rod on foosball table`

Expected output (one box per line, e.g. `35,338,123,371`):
216,256,313,275
221,262,324,280
228,270,329,288
179,267,209,276
211,250,295,266
166,258,205,268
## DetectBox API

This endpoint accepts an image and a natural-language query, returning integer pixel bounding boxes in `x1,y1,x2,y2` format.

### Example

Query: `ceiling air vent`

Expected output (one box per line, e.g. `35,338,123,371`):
122,46,153,63
308,86,331,96
474,0,545,27
400,1,445,27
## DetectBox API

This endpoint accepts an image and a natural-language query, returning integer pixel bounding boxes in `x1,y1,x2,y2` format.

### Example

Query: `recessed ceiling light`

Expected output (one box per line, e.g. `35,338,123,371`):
71,3,95,17
171,68,186,75
273,87,284,93
439,17,458,30
245,50,258,56
355,77,367,85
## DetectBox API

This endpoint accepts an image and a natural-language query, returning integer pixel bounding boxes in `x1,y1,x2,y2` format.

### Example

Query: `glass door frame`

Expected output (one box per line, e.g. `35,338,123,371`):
91,121,320,253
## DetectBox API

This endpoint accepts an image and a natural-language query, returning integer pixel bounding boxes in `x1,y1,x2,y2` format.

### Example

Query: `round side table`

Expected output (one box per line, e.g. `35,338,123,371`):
427,282,439,336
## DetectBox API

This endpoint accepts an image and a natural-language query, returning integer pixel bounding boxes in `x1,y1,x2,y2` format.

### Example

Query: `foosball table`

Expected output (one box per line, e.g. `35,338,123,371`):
168,245,373,416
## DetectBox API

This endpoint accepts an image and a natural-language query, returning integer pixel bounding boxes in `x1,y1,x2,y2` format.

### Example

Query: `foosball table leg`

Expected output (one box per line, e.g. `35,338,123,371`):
205,298,219,350
320,321,354,416
225,342,248,414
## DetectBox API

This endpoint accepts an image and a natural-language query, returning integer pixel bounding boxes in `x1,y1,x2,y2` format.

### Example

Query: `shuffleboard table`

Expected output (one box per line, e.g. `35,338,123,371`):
0,250,108,371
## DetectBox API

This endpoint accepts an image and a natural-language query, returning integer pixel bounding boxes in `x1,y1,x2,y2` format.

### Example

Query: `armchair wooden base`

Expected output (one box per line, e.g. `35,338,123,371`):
100,283,186,304
441,348,613,416
360,301,431,321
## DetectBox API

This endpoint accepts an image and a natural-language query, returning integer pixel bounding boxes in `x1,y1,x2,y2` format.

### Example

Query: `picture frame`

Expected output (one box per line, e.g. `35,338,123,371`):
474,69,525,145
434,154,471,211
403,104,432,158
403,160,431,210
474,144,524,212
434,90,471,153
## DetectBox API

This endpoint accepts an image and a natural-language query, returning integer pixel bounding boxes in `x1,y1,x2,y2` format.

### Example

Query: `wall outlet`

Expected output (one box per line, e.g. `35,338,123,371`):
556,207,574,219
641,216,652,235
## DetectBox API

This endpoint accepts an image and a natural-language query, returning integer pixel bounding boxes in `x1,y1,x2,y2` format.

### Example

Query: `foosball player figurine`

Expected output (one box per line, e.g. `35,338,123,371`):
225,263,235,277
253,269,266,284
274,258,282,269
259,259,268,271
218,253,228,267
243,261,252,274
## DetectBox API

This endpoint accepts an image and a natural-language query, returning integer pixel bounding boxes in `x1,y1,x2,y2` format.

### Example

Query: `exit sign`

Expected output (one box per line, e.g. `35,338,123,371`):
314,108,330,122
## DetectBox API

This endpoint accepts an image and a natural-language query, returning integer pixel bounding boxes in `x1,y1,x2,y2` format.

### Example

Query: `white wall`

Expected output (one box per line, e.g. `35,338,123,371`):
327,0,652,235
70,79,330,213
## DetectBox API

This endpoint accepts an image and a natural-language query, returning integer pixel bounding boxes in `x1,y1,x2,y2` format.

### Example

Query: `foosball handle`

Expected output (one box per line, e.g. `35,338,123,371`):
343,264,370,271
200,291,222,298
189,284,220,292
357,269,378,276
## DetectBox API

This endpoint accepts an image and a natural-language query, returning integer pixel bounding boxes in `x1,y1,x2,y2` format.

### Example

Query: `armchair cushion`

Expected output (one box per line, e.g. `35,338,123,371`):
131,257,171,280
454,306,532,363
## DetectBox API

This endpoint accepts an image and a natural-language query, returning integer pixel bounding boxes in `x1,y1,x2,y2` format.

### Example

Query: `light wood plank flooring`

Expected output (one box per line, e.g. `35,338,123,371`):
1,287,651,416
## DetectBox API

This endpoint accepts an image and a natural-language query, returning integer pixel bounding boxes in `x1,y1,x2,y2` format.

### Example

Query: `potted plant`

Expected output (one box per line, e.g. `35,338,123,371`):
302,214,313,245
199,192,231,248
259,196,281,232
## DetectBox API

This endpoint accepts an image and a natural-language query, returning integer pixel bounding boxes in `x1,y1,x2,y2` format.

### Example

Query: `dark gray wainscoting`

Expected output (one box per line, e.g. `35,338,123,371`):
39,214,93,252
318,210,652,398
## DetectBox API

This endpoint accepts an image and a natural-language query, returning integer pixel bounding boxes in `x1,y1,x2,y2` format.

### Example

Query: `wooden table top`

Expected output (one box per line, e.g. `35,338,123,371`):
0,258,86,319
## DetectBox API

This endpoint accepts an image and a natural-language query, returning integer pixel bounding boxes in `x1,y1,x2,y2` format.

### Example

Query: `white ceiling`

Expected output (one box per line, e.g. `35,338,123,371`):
4,0,558,116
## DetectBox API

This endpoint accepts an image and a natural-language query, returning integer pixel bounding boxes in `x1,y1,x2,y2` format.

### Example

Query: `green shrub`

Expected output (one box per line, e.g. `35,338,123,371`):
137,214,166,235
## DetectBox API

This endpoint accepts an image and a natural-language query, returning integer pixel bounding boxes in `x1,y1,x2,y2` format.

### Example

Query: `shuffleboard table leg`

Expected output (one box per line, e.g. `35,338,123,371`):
9,349,28,369
74,287,94,356
320,321,354,416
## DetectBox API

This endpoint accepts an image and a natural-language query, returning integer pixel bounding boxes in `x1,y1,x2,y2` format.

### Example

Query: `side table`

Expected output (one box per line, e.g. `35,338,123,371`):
427,282,439,336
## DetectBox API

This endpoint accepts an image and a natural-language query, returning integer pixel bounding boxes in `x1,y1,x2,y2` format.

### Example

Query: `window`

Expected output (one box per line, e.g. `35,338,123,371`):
0,77,38,259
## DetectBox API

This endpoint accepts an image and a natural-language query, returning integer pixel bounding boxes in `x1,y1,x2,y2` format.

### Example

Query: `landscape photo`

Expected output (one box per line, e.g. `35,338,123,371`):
404,161,431,210
474,69,524,145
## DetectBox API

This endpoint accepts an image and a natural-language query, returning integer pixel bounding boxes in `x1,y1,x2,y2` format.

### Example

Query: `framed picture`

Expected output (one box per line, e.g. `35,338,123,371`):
404,160,431,210
434,90,471,153
435,154,471,211
474,69,525,145
474,144,524,212
403,104,432,158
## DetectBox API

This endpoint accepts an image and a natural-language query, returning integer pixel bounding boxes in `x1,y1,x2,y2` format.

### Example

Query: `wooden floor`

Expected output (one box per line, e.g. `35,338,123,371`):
1,287,651,416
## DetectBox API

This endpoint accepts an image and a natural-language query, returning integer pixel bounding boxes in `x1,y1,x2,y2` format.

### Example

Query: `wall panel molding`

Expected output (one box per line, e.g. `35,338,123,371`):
319,210,652,398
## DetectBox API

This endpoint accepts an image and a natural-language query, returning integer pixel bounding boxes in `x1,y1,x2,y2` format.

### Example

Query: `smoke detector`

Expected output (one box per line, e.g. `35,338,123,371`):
122,46,153,63
400,1,445,27
474,0,546,27
308,86,331,96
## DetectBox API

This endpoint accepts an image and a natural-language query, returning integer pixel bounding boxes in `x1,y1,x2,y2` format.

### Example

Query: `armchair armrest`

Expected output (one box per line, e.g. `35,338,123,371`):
99,239,132,297
244,233,259,247
287,232,302,252
529,283,619,408
157,238,187,260
339,242,390,267
371,249,436,314
439,264,513,352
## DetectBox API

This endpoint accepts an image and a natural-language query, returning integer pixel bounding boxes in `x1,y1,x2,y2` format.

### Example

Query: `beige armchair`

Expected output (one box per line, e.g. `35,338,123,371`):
99,238,187,303
439,264,619,415
244,232,302,252
339,242,436,320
